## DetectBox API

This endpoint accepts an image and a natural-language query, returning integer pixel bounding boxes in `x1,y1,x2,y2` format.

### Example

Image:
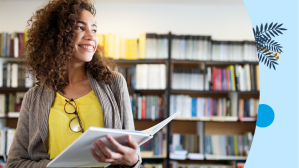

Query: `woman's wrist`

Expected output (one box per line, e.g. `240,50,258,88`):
122,153,139,167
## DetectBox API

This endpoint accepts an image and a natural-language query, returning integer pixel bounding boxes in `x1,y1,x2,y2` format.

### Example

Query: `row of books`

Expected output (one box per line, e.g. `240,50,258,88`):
141,164,164,168
116,66,136,89
170,134,199,153
0,62,34,88
130,94,166,120
171,35,211,61
0,92,26,117
98,33,168,60
134,64,166,90
172,69,206,91
98,33,257,62
206,64,260,91
140,130,166,157
0,32,27,57
211,41,257,62
204,133,253,157
116,64,166,90
239,99,259,118
0,128,16,161
170,161,234,168
169,95,259,120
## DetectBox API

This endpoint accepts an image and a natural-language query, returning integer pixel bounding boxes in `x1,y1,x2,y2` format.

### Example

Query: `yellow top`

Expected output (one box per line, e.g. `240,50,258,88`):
47,90,104,163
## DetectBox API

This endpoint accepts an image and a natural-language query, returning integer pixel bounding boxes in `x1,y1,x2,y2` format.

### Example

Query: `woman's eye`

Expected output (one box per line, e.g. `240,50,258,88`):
77,26,83,30
92,29,97,33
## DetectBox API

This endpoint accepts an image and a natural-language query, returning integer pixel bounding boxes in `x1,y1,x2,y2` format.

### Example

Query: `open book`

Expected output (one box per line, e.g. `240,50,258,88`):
47,111,180,167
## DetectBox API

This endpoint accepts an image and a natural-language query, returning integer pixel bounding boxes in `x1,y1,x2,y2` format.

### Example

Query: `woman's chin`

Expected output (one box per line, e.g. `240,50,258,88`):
76,56,93,62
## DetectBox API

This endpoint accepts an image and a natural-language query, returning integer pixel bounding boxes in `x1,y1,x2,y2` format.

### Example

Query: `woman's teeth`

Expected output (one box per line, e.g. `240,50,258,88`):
81,45,93,50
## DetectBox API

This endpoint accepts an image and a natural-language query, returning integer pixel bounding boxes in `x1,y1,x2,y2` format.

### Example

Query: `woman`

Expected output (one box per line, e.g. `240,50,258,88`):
7,0,141,167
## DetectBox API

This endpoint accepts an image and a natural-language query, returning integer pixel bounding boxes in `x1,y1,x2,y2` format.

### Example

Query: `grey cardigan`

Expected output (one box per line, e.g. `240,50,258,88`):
7,71,142,168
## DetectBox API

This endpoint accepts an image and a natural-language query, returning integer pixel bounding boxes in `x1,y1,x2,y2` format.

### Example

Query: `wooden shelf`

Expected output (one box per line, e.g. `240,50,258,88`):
174,117,256,122
114,59,167,64
171,90,259,94
171,90,236,94
0,87,30,92
0,57,24,62
170,59,258,65
205,61,258,65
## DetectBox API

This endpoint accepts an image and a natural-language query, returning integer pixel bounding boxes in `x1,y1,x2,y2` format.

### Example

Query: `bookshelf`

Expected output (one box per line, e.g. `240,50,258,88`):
0,32,258,168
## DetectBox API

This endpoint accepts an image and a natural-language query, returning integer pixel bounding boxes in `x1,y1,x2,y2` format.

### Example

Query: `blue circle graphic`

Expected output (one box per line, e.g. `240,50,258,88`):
256,104,275,128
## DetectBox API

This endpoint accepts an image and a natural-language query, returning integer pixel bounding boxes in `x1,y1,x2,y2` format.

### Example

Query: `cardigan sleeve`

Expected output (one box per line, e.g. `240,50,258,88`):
6,89,65,168
110,72,142,168
6,89,51,168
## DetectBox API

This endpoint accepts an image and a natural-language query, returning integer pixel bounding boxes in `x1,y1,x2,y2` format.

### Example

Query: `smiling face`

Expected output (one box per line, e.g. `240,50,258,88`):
72,9,98,63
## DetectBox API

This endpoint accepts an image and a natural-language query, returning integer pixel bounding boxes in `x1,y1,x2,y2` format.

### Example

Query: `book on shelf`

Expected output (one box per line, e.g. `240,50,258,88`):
0,92,26,117
169,150,187,160
206,64,259,92
116,64,166,90
171,64,259,92
0,62,34,88
237,163,245,168
142,163,164,168
96,33,168,60
0,127,16,162
170,134,203,160
211,41,257,62
170,161,233,168
140,127,167,158
172,68,205,90
130,94,166,120
238,98,259,120
204,132,253,158
170,94,249,121
0,32,26,58
171,35,211,61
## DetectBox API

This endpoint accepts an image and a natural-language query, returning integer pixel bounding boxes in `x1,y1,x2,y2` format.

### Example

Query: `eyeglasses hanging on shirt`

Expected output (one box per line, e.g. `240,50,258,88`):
64,99,84,133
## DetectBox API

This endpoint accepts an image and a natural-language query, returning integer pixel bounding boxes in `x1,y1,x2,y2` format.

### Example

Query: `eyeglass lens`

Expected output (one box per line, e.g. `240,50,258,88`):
65,101,76,114
70,116,83,132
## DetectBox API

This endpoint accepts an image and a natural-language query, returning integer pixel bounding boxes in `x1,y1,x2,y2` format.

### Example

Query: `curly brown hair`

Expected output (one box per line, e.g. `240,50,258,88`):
24,0,115,93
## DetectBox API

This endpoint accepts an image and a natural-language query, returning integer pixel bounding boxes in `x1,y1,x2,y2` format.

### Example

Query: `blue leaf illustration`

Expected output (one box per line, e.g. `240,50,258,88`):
269,31,275,37
276,23,283,29
270,63,272,69
260,24,263,33
265,23,268,31
268,22,273,30
272,30,279,36
278,28,287,31
256,25,259,35
272,22,278,29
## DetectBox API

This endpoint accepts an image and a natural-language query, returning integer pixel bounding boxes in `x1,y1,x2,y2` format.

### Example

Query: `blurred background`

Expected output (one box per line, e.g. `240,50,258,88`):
0,0,258,168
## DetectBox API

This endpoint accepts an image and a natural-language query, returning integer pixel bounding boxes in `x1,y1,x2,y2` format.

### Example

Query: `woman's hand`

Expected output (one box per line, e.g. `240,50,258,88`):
90,135,139,166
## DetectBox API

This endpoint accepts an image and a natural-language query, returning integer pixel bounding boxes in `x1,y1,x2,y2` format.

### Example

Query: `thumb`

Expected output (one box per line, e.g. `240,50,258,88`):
127,135,138,149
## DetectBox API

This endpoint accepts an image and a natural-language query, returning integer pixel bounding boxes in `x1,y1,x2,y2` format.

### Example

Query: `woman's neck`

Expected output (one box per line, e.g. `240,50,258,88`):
67,62,88,85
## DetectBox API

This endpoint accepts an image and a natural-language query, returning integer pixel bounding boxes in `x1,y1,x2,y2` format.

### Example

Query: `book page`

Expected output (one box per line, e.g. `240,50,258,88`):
142,111,180,136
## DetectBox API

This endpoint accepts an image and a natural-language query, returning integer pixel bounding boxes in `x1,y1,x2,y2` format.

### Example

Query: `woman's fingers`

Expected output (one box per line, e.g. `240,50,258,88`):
105,135,125,153
90,148,102,162
127,135,139,149
92,142,115,163
96,139,122,162
93,142,107,161
97,139,113,158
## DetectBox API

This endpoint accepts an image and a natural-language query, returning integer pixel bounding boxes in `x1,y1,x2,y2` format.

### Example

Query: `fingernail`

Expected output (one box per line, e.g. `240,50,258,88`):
106,135,110,139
